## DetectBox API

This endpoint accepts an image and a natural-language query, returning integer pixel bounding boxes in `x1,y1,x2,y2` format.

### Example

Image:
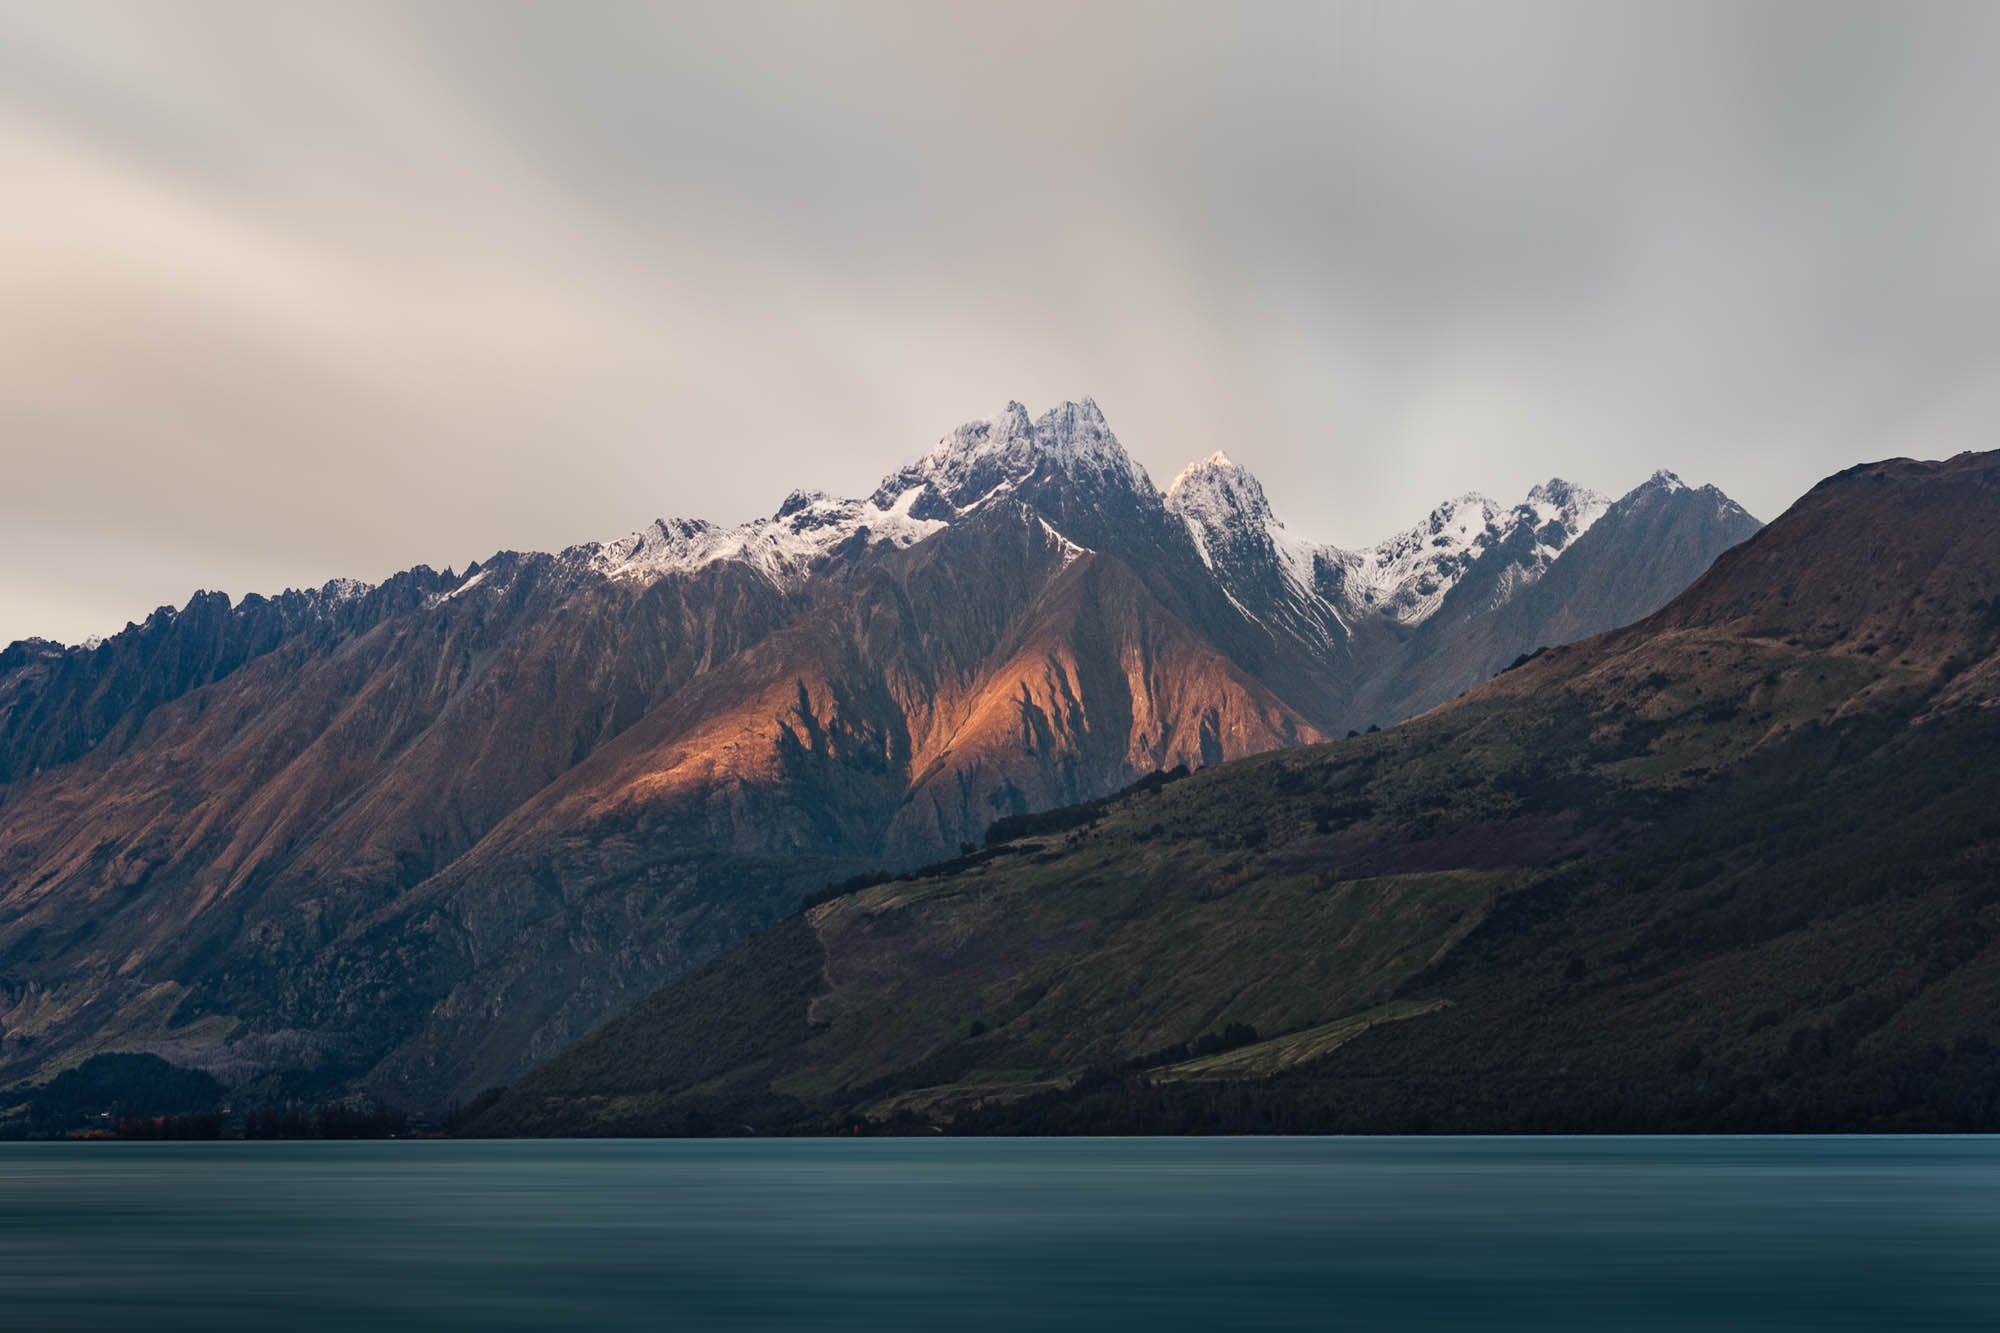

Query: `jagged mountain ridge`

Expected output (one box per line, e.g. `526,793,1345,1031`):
1163,452,1612,635
6,400,1736,742
1345,470,1763,724
0,399,1757,1108
471,449,2000,1137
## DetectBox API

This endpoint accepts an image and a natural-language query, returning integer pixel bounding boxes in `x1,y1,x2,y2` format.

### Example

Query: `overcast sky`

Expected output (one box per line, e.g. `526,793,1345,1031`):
5,1,1999,644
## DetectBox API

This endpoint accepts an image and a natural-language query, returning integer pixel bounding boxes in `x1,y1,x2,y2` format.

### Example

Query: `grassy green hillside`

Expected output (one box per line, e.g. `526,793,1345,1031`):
471,452,2000,1136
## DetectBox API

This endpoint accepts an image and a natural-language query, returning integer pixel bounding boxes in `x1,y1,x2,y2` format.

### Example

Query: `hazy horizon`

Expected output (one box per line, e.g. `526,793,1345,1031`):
7,1,1999,644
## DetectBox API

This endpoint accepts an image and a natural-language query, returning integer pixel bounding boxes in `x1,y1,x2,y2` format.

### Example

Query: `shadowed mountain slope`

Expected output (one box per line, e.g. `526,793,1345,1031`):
473,450,2000,1136
1,400,1755,1110
1349,471,1764,724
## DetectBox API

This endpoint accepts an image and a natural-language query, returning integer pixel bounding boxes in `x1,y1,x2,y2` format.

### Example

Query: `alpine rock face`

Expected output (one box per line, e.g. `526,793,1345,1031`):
1163,454,1616,654
471,449,2000,1138
0,399,1758,1108
1334,478,1613,627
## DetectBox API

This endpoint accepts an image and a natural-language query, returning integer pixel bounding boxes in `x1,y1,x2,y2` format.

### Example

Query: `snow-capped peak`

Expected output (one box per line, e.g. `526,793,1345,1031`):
1161,449,1341,644
879,397,1154,511
1342,494,1506,623
601,516,720,568
593,399,1146,590
593,488,945,588
1167,450,1246,485
1166,451,1277,534
1619,469,1755,527
1334,479,1610,625
1163,453,1623,635
573,399,1683,629
1527,477,1599,511
1522,478,1612,543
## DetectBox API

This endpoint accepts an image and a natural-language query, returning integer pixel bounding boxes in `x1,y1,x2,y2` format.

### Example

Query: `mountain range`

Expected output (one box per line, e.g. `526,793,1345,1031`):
470,448,2000,1135
0,399,1759,1113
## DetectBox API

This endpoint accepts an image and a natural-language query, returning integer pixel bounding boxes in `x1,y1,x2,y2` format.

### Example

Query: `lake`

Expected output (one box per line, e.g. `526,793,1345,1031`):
3,1137,1997,1330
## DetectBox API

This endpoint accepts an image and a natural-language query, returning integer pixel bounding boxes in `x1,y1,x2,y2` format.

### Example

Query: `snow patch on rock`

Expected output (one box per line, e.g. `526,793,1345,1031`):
877,397,1154,511
1168,451,1614,634
594,488,947,588
591,399,1139,590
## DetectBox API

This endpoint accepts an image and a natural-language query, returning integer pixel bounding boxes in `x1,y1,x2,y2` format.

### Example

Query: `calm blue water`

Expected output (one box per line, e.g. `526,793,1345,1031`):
2,1137,1997,1330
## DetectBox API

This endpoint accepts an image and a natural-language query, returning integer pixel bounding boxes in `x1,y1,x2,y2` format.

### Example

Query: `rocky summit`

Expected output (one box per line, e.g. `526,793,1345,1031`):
472,450,2000,1137
0,400,1757,1112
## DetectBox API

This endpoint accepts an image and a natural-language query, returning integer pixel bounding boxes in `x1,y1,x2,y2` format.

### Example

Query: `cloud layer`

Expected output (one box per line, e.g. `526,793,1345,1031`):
6,1,1999,642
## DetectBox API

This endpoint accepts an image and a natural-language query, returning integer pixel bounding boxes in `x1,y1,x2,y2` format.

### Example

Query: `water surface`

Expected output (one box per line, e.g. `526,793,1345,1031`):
3,1137,1996,1330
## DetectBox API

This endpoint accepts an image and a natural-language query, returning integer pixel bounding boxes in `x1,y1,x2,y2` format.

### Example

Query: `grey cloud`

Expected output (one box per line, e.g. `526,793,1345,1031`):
4,0,1998,642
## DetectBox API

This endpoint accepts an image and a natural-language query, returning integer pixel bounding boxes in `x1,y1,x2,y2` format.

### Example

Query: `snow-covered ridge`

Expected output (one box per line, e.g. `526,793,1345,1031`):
583,397,1696,637
592,484,948,586
594,398,1147,587
1343,493,1511,623
1165,451,1323,609
1167,452,1274,539
875,396,1153,509
1166,449,1613,630
1346,480,1612,623
12,387,1731,670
